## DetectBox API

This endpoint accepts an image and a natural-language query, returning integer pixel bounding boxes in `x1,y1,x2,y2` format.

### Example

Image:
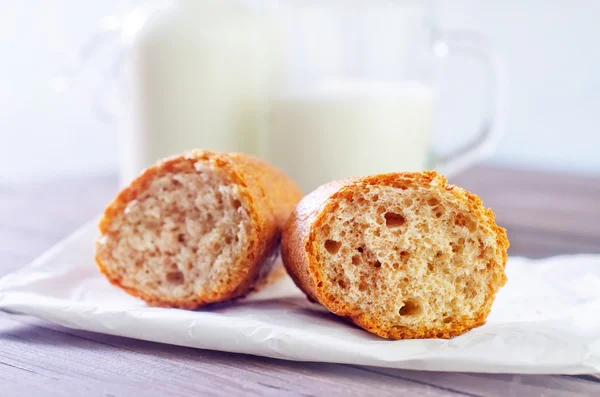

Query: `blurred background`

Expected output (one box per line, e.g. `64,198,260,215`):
1,0,599,183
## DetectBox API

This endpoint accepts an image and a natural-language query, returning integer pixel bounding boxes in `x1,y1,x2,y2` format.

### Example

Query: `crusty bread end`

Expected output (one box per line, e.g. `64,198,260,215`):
282,171,509,339
95,150,302,308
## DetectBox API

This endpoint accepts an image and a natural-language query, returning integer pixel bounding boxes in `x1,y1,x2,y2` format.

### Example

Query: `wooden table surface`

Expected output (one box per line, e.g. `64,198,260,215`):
1,166,599,397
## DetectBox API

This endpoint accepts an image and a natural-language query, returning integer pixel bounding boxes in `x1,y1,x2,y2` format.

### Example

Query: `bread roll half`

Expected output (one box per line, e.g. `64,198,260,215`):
282,171,509,339
95,150,302,309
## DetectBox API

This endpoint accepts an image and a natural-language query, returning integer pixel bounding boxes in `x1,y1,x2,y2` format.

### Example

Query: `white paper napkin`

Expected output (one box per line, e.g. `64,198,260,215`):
1,220,599,374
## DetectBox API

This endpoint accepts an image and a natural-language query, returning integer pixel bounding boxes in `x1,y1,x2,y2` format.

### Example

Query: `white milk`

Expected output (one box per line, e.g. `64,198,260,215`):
263,81,434,192
120,1,277,184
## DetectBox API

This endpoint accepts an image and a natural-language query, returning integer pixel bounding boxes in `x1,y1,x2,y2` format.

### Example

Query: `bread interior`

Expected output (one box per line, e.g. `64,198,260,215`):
96,162,251,305
313,184,504,335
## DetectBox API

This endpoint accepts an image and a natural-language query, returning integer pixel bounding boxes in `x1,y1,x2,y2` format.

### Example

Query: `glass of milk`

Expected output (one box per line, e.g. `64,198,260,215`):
262,1,500,192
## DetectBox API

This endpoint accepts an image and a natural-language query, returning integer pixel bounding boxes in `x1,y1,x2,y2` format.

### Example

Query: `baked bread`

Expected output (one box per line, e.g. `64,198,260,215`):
95,150,302,309
281,171,509,339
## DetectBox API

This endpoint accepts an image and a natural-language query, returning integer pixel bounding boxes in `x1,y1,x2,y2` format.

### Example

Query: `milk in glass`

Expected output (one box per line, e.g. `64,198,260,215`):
264,81,434,192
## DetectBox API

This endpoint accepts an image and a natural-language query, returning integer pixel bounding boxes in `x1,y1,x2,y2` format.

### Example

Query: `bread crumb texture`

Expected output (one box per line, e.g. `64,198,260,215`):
282,171,509,339
95,150,302,309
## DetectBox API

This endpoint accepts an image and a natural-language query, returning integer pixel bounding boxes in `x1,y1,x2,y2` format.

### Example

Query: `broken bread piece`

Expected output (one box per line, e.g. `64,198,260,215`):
281,171,508,339
95,150,302,309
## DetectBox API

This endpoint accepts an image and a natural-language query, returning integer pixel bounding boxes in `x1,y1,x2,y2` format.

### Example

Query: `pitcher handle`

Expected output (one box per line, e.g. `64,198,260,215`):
431,29,504,176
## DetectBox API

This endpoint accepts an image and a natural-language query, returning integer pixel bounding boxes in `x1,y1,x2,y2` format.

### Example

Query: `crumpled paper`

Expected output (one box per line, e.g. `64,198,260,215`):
1,220,599,374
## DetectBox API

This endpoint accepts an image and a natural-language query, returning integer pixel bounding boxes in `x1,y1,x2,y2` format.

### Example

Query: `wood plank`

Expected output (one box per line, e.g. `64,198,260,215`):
0,314,465,397
503,228,600,258
452,167,600,240
356,366,600,397
0,175,116,274
4,314,600,397
451,166,600,196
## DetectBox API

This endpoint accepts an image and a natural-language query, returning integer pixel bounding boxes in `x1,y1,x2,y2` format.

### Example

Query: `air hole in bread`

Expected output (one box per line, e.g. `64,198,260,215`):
450,242,458,253
455,214,476,231
434,207,445,218
374,260,382,269
477,238,484,250
232,199,242,210
427,197,440,207
166,270,185,285
325,240,342,254
399,299,422,316
352,255,361,265
384,212,406,228
372,194,379,202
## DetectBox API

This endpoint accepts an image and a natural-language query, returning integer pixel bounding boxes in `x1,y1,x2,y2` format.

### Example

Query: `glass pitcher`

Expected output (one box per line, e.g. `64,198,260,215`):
59,0,279,185
262,0,500,192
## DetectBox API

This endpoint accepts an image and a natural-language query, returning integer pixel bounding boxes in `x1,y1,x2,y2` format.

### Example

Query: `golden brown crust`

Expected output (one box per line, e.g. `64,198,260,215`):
281,171,509,339
96,150,302,309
